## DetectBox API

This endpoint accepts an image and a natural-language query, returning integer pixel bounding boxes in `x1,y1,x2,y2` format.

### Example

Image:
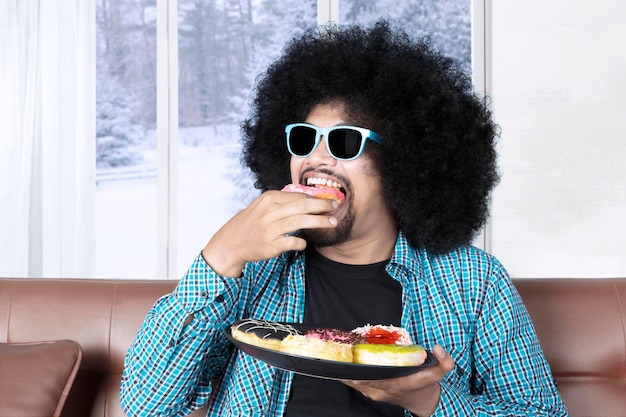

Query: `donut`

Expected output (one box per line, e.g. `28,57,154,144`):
279,334,353,363
281,183,345,205
231,319,299,351
275,327,362,362
352,343,427,366
351,324,413,345
231,320,428,367
305,328,365,344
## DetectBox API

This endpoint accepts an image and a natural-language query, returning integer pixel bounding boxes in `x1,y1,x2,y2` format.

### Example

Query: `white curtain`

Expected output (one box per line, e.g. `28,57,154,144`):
0,1,95,278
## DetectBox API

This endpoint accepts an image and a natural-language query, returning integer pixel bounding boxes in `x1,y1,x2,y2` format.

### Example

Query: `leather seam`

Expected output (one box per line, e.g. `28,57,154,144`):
613,281,626,379
105,282,118,417
4,282,17,342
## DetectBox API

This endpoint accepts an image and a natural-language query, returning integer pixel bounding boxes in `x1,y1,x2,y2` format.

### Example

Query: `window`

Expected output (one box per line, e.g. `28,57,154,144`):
95,0,157,278
94,0,471,279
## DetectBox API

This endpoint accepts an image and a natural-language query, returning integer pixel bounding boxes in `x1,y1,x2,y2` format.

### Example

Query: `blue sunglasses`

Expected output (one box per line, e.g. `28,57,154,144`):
285,123,383,161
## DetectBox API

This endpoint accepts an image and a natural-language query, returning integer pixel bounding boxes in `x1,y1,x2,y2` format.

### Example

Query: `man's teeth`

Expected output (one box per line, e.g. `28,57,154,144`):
306,177,342,189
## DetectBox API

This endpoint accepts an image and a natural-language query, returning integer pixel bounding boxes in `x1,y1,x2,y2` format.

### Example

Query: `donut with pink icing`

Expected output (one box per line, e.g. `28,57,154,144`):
305,328,365,344
281,184,345,204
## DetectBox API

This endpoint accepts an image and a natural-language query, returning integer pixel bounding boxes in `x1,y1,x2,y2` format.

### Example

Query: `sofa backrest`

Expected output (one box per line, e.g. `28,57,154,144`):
0,279,207,417
2,277,625,417
514,278,626,417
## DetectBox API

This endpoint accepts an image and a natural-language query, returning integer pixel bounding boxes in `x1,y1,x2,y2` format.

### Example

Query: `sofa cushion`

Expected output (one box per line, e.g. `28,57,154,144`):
0,340,82,417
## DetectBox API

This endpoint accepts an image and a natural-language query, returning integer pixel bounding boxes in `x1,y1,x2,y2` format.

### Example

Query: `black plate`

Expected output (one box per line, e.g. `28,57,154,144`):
224,321,437,380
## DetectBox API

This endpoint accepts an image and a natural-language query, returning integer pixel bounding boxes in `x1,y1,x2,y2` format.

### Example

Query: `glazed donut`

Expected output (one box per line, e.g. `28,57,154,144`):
352,343,427,366
231,319,299,351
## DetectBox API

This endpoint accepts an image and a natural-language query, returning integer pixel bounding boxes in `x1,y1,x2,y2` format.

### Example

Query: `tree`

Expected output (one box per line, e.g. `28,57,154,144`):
96,76,144,168
95,0,470,169
340,0,471,71
96,0,155,167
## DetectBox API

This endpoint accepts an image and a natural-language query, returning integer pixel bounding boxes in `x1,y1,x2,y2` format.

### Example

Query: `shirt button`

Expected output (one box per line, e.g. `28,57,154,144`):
200,290,209,298
215,294,225,302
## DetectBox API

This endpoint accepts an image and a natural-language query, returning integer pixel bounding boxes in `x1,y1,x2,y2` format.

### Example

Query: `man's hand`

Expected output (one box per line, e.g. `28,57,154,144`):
342,345,454,417
202,190,338,277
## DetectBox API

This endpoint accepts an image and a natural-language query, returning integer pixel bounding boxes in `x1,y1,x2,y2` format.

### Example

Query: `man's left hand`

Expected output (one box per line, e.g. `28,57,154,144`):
342,344,454,417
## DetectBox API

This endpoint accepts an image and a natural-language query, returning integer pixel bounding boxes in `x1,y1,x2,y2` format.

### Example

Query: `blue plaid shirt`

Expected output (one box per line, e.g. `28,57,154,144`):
121,232,568,416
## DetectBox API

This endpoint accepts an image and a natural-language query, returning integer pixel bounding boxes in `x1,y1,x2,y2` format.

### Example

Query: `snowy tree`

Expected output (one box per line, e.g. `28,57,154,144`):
96,0,470,170
340,0,471,72
96,0,155,167
96,76,144,168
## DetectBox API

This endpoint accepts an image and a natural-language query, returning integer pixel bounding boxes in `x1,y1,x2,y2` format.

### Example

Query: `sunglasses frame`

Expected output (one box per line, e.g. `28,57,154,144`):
285,123,383,161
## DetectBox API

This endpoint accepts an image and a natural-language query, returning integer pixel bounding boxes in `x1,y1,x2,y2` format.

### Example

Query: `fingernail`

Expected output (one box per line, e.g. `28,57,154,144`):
331,200,339,209
329,217,337,226
435,345,447,358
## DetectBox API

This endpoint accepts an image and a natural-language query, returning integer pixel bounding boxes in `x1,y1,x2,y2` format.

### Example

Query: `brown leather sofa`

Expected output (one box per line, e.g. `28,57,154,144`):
1,277,625,417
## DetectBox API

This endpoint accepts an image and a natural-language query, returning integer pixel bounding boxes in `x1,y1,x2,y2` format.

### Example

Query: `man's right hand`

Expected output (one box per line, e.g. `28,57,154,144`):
201,190,338,277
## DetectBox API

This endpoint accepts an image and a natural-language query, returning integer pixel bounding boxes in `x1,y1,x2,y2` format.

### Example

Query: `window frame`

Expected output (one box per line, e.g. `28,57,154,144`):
141,0,487,278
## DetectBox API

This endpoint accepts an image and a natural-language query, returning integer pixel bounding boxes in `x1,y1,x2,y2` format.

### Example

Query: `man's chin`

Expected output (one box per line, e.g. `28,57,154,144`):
303,224,351,248
303,205,354,247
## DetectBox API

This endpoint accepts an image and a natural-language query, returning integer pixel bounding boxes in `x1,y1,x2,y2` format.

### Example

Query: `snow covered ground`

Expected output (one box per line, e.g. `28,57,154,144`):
95,125,258,279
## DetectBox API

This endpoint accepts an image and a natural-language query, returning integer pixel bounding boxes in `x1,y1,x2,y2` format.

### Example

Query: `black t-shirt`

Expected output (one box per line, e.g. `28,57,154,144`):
284,248,405,417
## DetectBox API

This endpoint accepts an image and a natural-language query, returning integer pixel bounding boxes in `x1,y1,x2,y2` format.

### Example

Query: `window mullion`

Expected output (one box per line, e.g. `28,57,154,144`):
318,0,339,25
156,0,179,278
471,0,489,252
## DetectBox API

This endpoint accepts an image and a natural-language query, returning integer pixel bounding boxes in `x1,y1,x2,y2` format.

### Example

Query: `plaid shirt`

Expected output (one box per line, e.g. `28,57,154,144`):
121,232,568,416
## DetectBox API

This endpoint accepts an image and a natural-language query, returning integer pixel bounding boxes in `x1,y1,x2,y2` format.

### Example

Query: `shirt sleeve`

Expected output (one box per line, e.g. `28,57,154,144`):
433,261,569,416
120,253,241,417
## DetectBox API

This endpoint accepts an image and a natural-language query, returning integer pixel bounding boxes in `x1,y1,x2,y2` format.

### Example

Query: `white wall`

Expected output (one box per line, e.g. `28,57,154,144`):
486,0,626,278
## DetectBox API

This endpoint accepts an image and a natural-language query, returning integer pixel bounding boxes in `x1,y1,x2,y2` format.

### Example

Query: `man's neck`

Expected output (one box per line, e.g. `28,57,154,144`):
313,226,398,265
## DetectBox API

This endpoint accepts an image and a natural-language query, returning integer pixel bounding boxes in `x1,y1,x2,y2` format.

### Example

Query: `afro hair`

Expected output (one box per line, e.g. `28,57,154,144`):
241,20,500,253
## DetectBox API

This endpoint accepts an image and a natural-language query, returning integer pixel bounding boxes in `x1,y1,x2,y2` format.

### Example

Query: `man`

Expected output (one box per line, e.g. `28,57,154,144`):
121,21,568,416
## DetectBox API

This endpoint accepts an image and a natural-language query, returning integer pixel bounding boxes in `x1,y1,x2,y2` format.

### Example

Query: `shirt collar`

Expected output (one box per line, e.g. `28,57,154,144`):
282,231,424,281
385,231,423,282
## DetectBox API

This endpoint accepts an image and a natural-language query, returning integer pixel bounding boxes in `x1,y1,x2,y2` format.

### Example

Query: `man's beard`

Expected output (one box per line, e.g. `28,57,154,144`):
302,206,355,247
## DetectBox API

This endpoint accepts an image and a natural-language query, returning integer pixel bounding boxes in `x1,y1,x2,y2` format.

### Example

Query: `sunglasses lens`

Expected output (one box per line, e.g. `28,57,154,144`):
288,125,317,156
328,128,363,159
